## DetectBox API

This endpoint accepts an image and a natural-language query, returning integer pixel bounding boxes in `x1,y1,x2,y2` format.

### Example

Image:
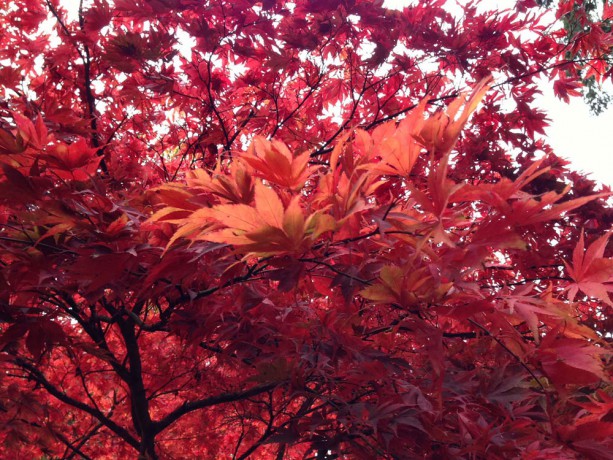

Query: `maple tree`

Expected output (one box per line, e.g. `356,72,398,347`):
1,0,613,458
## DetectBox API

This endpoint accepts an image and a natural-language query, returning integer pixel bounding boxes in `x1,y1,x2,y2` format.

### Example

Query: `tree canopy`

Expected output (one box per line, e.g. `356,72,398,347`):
0,0,612,458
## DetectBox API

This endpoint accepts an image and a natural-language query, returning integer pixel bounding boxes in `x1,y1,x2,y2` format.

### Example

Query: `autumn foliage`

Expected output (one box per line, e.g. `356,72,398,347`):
1,0,613,458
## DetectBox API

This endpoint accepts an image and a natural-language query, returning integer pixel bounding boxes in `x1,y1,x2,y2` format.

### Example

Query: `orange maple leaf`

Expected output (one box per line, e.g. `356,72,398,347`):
565,230,613,306
185,164,255,204
416,77,492,155
240,137,313,190
198,181,335,256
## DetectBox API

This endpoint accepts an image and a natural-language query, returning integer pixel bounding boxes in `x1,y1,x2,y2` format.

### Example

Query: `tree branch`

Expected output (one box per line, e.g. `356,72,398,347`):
152,381,284,435
12,356,140,450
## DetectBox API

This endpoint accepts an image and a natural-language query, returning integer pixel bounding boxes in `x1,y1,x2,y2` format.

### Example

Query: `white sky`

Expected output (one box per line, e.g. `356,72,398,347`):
536,83,613,187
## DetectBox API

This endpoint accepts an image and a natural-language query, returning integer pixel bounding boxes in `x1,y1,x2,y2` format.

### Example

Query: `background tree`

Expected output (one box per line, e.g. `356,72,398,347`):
0,0,612,458
540,0,613,113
